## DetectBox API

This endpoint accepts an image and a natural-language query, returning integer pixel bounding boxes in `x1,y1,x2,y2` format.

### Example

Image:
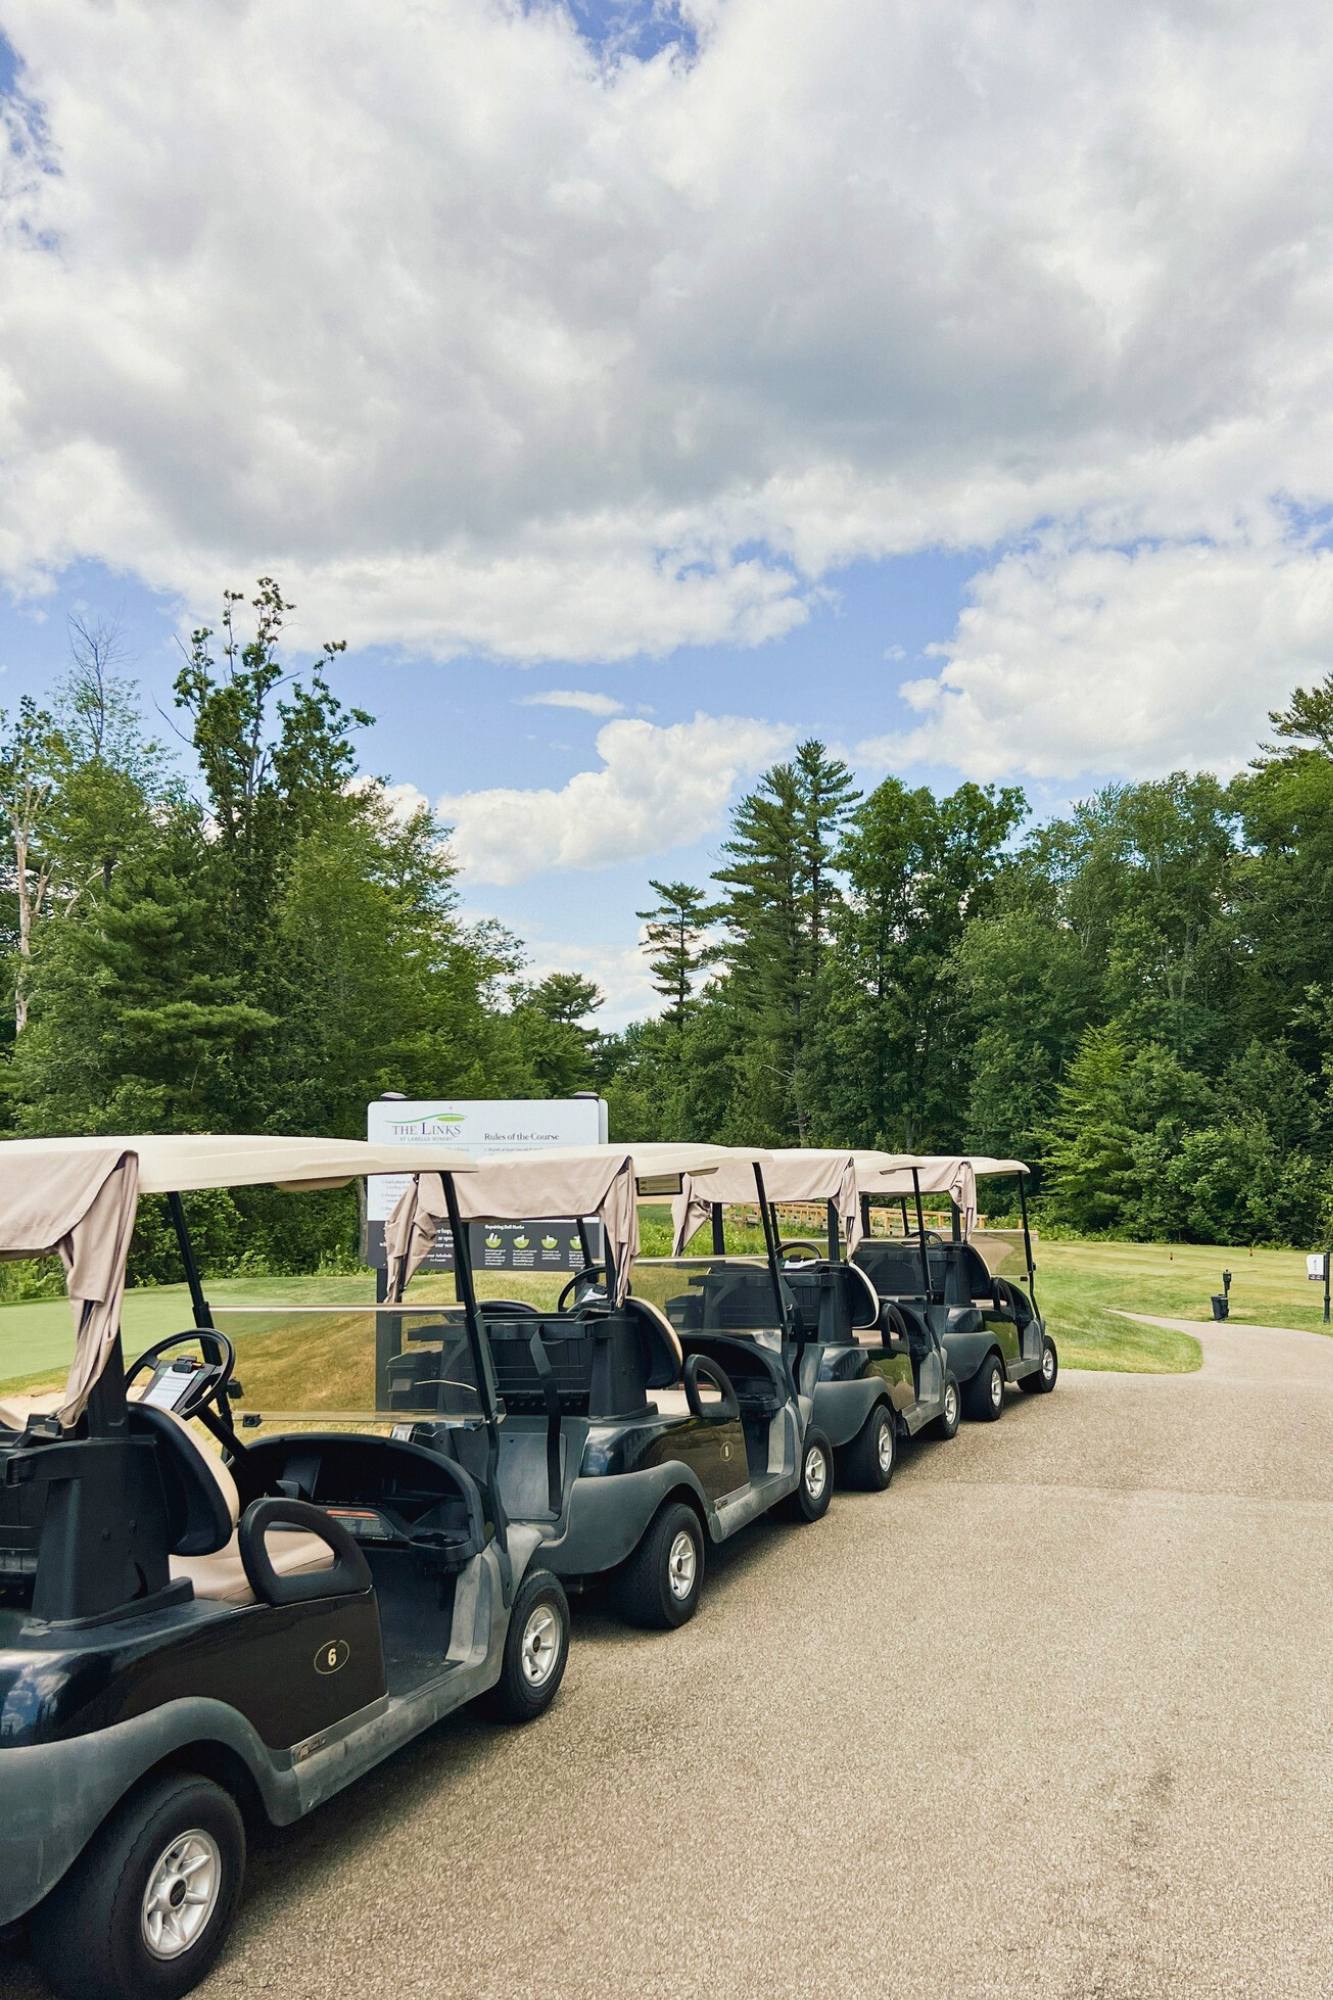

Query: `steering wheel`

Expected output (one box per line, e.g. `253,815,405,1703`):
779,1239,827,1265
557,1264,610,1312
124,1328,236,1422
477,1299,540,1317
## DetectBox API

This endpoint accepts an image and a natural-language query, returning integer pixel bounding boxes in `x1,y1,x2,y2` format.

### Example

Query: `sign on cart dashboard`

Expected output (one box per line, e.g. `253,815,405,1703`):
364,1096,608,1269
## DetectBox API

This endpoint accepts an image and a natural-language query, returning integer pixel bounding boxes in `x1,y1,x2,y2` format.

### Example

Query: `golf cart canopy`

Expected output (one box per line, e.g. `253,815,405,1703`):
670,1147,924,1256
384,1142,773,1308
0,1135,476,1427
859,1156,1031,1235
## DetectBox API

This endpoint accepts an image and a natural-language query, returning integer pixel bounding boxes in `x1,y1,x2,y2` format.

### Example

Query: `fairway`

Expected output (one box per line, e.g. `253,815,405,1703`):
1,1236,1323,1396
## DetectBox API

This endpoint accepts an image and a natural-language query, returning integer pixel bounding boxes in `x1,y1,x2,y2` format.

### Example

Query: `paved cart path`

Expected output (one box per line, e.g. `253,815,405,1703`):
10,1319,1333,2000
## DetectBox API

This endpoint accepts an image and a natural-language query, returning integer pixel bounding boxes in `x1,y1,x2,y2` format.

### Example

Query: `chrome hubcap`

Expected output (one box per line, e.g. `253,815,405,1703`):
141,1830,221,1961
1043,1347,1055,1380
945,1387,958,1426
667,1528,697,1600
991,1368,1003,1407
876,1418,894,1475
804,1445,827,1500
520,1602,561,1687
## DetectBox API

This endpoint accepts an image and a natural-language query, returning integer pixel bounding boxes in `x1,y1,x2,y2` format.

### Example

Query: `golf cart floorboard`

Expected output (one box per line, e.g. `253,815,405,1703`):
368,1549,461,1698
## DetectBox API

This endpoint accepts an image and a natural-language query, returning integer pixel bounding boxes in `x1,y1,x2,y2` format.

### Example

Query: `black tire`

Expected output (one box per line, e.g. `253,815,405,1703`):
839,1402,896,1491
965,1352,1006,1423
1019,1336,1059,1395
932,1371,962,1439
30,1772,245,2000
485,1569,570,1719
615,1500,705,1630
784,1427,834,1523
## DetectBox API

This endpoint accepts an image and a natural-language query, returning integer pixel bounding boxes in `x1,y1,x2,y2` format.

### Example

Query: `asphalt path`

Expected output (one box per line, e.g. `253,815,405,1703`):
9,1316,1333,1999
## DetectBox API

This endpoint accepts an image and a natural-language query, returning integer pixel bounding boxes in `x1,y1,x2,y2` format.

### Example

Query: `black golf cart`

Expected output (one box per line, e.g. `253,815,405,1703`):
0,1136,571,2000
854,1155,1057,1421
383,1141,835,1632
671,1148,962,1491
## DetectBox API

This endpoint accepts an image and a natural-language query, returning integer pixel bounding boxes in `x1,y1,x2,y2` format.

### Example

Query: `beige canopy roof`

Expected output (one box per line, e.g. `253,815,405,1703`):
0,1133,475,1195
859,1156,1030,1235
0,1134,477,1427
384,1142,774,1308
671,1147,921,1255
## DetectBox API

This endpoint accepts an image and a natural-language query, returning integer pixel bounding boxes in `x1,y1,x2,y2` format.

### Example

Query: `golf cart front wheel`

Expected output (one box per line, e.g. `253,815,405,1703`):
933,1372,962,1440
617,1500,706,1629
486,1569,570,1721
1020,1336,1059,1395
840,1403,896,1491
30,1771,245,2000
965,1354,1006,1423
786,1428,834,1523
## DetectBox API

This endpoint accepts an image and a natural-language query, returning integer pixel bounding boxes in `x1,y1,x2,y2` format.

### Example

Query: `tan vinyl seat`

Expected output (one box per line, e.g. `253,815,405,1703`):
152,1406,335,1606
171,1529,336,1605
0,1388,334,1604
650,1386,694,1419
0,1390,64,1430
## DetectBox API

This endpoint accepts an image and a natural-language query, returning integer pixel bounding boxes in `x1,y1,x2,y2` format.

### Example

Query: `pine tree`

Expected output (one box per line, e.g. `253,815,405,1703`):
636,879,717,1027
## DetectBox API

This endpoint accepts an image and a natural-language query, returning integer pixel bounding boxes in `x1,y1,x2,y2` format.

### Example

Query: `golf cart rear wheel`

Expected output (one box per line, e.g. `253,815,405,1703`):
933,1372,962,1439
486,1570,570,1721
30,1772,244,2000
616,1500,705,1629
840,1403,896,1491
965,1353,1006,1423
1020,1336,1059,1395
785,1428,834,1523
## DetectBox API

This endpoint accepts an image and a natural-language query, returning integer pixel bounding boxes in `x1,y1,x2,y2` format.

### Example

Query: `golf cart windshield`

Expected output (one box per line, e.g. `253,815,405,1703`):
630,1256,792,1338
205,1297,493,1429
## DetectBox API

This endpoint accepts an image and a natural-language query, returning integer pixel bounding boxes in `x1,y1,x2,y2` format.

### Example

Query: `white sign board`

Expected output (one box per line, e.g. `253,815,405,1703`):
1307,1253,1326,1282
365,1096,608,1270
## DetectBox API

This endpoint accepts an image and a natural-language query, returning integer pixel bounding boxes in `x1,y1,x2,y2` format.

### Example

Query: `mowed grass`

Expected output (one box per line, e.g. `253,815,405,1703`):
2,1236,1325,1397
1033,1235,1333,1373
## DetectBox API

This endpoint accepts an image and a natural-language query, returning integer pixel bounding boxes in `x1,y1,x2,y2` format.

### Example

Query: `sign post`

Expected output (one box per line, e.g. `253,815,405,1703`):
364,1095,609,1279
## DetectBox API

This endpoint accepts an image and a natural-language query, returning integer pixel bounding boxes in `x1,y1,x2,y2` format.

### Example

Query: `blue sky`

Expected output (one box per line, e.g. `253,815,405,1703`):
3,2,1332,1021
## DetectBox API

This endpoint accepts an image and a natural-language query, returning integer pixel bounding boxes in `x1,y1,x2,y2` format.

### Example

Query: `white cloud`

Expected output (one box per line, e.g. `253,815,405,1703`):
518,689,626,716
1,1,1333,671
438,711,790,884
859,525,1333,782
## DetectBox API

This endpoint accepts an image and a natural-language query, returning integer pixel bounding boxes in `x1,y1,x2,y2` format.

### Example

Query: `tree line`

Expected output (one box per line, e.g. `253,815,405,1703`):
0,583,606,1281
4,577,1331,1269
602,688,1333,1250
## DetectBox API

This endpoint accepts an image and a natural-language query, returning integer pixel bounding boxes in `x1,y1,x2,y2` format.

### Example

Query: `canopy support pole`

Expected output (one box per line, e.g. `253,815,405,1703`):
827,1199,840,1261
167,1192,213,1328
912,1169,932,1299
859,1192,870,1239
754,1165,789,1334
442,1172,510,1572
1018,1175,1038,1312
711,1205,726,1256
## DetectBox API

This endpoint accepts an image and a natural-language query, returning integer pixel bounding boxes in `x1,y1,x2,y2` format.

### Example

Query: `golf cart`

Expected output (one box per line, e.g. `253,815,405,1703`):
671,1148,961,1491
0,1135,572,2000
383,1141,835,1631
854,1155,1057,1421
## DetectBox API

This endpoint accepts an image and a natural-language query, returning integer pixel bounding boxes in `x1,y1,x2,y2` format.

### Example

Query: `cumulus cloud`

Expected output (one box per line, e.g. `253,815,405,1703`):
2,0,1333,678
860,525,1333,782
438,711,790,884
519,689,626,716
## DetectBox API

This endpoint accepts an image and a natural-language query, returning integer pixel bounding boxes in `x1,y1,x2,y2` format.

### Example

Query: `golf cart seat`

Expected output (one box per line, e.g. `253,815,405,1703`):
151,1409,335,1605
853,1240,936,1297
782,1263,881,1343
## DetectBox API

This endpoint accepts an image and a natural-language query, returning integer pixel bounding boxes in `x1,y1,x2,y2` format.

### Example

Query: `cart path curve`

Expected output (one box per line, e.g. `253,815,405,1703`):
9,1316,1333,2000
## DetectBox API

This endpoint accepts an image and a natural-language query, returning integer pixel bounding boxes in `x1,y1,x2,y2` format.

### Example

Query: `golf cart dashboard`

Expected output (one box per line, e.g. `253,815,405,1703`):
237,1432,484,1569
